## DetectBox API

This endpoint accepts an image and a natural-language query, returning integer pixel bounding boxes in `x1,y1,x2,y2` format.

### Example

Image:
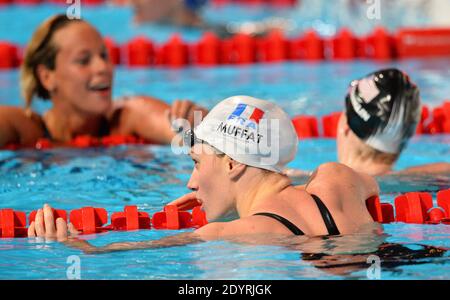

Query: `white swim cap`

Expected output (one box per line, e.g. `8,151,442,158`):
191,95,298,173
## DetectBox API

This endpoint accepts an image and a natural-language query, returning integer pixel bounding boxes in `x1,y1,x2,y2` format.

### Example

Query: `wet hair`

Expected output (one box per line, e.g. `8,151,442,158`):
345,68,421,155
20,14,84,111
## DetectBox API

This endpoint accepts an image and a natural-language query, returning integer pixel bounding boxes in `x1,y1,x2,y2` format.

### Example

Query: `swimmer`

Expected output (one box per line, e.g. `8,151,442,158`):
0,15,207,148
128,0,291,37
29,95,380,253
286,68,450,178
130,0,207,27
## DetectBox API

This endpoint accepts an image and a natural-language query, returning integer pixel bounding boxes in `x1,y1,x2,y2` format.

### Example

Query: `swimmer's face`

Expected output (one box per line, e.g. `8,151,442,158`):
187,144,235,221
43,22,113,115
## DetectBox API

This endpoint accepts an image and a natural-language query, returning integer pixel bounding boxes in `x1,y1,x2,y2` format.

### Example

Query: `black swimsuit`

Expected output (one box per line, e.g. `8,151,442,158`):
40,117,110,140
253,194,340,236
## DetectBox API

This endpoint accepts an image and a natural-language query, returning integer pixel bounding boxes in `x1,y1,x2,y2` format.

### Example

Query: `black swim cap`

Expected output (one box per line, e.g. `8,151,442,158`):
345,68,421,154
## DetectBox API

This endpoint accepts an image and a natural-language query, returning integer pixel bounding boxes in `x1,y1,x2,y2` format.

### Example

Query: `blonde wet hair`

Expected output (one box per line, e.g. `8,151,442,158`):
20,14,83,113
356,142,400,165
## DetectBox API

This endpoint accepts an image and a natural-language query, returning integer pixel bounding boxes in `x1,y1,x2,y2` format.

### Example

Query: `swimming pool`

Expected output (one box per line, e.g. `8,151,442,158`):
1,2,450,280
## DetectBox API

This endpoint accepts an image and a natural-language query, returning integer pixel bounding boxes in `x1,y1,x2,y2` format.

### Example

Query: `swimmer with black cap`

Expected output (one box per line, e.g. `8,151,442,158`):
30,96,381,252
287,68,449,178
337,68,449,175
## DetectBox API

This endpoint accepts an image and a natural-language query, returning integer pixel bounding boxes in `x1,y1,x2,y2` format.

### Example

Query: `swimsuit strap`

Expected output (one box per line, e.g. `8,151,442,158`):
40,120,52,139
40,116,110,140
310,194,340,236
253,212,305,236
99,117,111,137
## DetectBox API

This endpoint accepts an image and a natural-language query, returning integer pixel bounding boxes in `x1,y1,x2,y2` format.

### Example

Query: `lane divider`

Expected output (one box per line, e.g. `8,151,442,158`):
1,101,449,151
0,0,298,6
2,27,450,69
1,189,449,238
0,205,208,238
359,189,450,225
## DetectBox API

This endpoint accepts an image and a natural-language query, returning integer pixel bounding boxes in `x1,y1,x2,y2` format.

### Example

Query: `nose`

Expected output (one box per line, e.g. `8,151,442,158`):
187,168,199,192
92,53,112,76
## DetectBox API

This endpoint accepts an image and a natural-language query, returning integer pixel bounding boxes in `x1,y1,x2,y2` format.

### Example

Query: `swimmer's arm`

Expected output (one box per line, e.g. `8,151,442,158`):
396,163,450,175
64,231,205,254
0,106,44,147
65,221,238,254
120,96,208,145
0,106,20,147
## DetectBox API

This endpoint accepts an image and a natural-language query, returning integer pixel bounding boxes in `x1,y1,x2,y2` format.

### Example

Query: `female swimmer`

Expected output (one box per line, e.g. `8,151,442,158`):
0,14,207,148
29,96,380,252
287,68,450,177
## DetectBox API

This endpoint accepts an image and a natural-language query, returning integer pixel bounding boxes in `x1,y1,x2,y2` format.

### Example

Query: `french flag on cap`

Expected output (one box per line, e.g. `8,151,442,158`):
228,103,265,123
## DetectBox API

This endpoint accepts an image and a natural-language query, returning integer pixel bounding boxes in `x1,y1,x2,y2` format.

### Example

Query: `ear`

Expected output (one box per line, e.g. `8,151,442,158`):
36,64,56,94
339,113,351,137
225,157,247,181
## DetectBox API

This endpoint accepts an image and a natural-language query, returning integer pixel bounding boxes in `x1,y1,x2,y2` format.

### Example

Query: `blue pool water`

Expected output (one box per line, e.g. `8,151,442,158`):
1,2,450,280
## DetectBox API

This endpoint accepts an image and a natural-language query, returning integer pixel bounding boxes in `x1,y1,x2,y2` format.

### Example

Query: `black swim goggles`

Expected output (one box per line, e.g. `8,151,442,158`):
183,129,202,148
183,129,224,154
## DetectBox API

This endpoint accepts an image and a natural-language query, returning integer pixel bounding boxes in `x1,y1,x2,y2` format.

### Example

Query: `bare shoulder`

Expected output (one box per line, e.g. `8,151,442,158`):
398,163,450,175
0,106,44,146
306,162,355,186
306,162,379,202
109,96,171,138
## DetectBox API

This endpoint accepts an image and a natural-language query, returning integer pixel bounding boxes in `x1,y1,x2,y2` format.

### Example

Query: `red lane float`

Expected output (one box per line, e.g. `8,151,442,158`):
331,28,363,60
1,190,450,238
380,203,395,224
396,28,450,58
1,0,297,6
395,192,433,224
259,30,289,62
156,34,190,67
70,207,110,234
46,0,103,5
29,208,67,223
11,0,43,4
152,205,207,229
365,197,394,224
195,32,222,65
0,205,207,238
365,27,396,60
111,205,151,231
0,209,27,238
437,189,450,218
292,115,319,138
125,36,155,67
365,190,450,225
290,30,325,60
322,112,342,138
1,27,450,70
0,42,19,69
211,0,297,6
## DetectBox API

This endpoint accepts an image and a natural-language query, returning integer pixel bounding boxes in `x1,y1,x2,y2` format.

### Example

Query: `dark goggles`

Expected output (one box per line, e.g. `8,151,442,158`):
183,129,202,148
183,129,224,154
